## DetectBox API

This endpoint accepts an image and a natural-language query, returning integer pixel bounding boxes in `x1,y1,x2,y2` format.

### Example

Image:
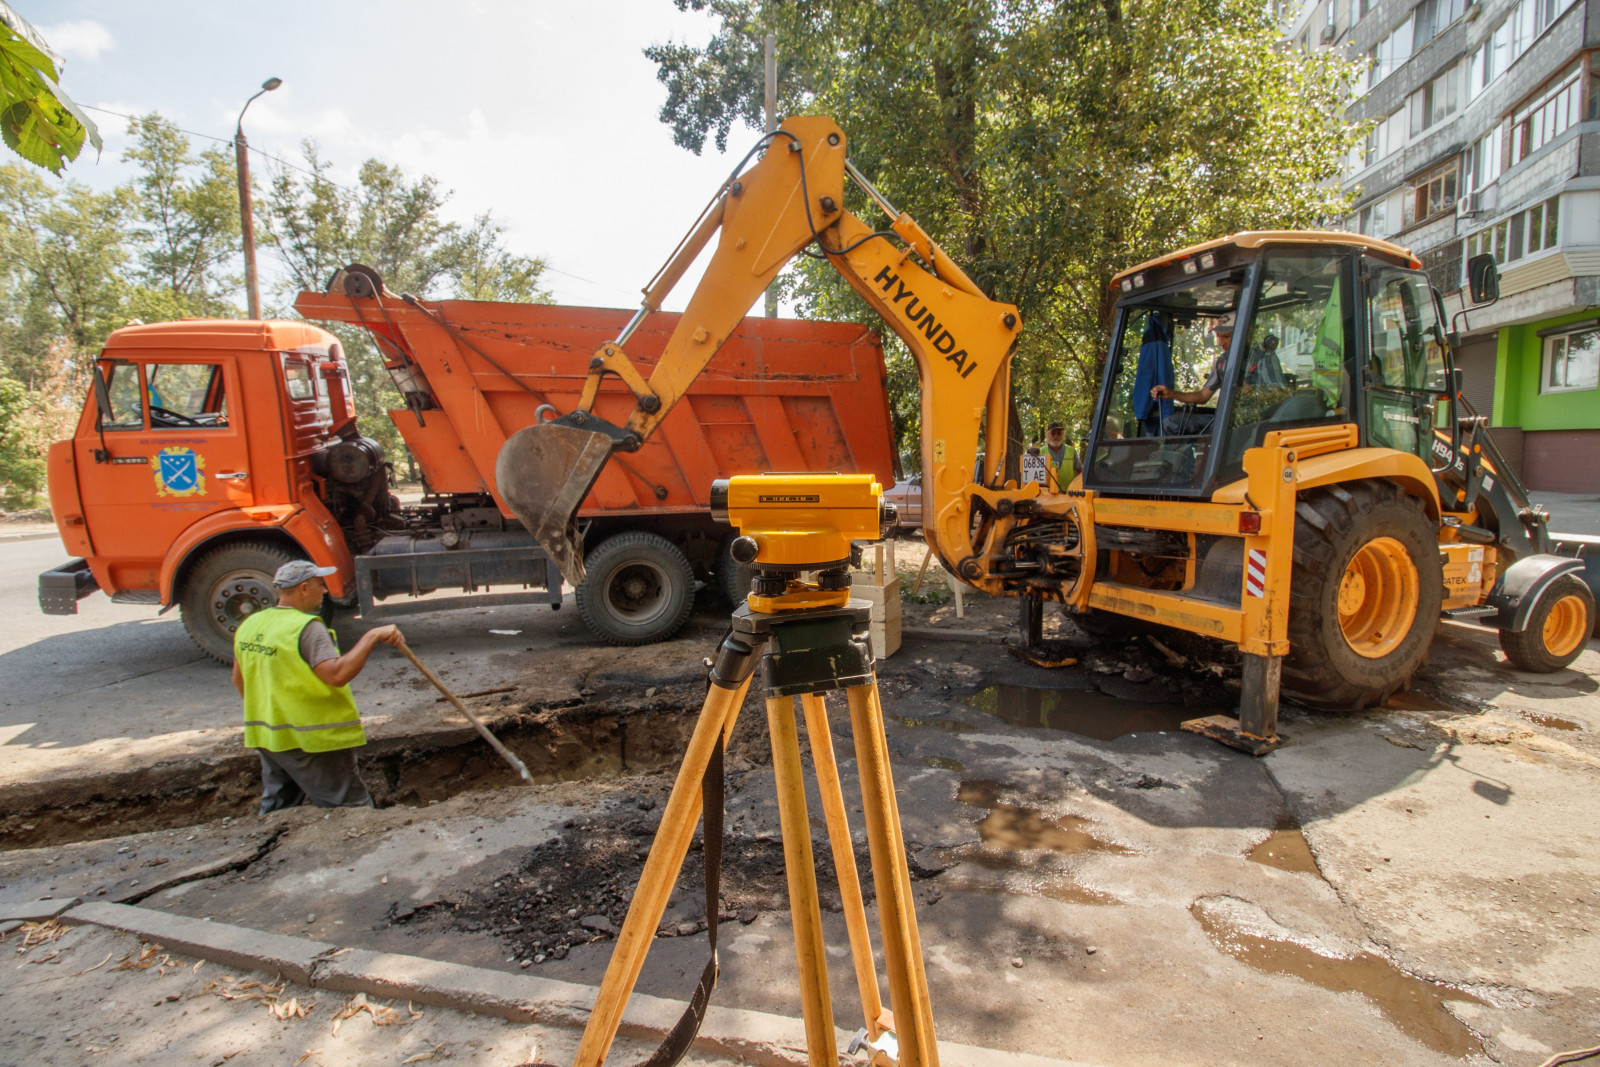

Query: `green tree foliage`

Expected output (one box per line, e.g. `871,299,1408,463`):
0,373,42,509
0,3,101,175
261,143,553,459
123,115,241,317
647,0,1364,456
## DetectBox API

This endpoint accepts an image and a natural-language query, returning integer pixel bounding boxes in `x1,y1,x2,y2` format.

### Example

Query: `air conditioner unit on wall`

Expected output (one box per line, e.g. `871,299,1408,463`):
1457,192,1478,218
1320,24,1337,43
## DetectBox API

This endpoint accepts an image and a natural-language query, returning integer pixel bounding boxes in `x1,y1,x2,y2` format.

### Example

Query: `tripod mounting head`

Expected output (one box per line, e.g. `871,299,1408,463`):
710,473,896,610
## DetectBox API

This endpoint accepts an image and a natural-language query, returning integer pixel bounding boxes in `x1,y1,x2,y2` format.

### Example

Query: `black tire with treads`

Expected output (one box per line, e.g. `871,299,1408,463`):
1499,574,1593,672
180,541,302,664
1282,480,1442,710
576,531,695,645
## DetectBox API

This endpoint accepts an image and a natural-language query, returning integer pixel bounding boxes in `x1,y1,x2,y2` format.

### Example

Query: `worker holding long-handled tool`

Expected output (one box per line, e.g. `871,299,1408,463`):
231,561,403,813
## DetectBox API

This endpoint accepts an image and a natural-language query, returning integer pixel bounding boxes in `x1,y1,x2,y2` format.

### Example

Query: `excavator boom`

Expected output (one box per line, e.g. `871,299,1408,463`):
496,117,1026,588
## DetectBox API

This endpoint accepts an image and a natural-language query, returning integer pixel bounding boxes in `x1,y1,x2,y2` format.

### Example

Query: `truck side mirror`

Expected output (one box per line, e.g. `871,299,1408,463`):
1467,254,1499,305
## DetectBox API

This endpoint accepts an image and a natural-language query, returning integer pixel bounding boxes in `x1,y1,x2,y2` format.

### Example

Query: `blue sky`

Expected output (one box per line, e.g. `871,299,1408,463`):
30,1,772,312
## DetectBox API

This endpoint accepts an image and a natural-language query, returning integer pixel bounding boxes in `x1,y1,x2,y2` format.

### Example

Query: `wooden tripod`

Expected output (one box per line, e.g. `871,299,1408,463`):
571,599,939,1067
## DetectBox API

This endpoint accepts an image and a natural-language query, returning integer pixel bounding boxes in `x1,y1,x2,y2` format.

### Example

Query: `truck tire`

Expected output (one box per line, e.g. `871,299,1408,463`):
576,532,695,645
180,541,302,664
1499,575,1593,673
1282,482,1443,710
717,537,753,606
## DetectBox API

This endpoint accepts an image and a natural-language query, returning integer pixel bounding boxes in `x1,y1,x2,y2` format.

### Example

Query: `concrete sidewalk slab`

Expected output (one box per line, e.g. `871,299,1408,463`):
64,899,1103,1067
0,895,80,921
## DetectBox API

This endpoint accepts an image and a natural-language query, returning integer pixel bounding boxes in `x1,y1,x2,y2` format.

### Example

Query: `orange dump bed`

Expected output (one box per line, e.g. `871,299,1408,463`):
293,295,897,516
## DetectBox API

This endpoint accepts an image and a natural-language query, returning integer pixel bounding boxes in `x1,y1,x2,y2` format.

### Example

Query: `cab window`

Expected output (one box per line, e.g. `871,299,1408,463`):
100,363,144,431
1367,270,1447,392
146,363,228,428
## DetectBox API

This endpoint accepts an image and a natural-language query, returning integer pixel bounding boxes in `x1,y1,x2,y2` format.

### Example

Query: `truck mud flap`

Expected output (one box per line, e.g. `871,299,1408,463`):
39,558,99,615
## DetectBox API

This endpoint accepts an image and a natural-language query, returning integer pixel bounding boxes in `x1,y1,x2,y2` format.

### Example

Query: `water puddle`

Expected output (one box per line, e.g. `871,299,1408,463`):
925,756,966,772
1247,816,1321,875
1193,906,1483,1057
892,715,978,733
1523,711,1581,731
958,781,1132,856
964,684,1192,741
946,780,1127,904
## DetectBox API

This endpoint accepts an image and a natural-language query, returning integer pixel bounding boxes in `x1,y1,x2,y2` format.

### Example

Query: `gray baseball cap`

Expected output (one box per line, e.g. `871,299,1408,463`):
273,560,338,589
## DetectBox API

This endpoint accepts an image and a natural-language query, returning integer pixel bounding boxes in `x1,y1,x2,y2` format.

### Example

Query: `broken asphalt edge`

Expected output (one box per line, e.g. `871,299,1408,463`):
61,899,1101,1067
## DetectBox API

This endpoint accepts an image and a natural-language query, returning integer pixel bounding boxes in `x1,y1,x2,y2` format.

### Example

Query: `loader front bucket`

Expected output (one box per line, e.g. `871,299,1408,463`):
495,420,617,587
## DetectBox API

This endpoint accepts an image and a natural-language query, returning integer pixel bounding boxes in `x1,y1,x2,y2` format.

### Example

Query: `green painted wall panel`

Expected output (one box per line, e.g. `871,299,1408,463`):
1491,309,1600,432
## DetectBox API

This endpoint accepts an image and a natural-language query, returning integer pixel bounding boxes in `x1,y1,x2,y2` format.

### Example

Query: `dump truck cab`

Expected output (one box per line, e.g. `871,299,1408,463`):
41,320,391,659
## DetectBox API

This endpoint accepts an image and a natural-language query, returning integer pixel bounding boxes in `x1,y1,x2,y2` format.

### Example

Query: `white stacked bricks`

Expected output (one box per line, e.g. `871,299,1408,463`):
853,540,902,659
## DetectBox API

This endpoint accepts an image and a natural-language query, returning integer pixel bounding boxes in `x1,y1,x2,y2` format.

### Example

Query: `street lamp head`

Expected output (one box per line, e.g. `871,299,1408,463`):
262,77,283,91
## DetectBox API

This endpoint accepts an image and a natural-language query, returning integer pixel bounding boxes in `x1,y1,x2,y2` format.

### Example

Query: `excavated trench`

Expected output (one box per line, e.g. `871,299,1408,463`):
0,691,717,852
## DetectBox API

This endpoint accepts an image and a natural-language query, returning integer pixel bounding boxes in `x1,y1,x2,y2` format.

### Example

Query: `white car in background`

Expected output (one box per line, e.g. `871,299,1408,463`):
883,474,922,529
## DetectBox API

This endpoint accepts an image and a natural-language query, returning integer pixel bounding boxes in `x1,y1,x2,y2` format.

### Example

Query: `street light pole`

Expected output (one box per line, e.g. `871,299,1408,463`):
235,77,282,321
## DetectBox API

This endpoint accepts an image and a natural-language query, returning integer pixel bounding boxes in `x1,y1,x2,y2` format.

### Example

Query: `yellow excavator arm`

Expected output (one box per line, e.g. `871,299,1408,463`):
497,116,1031,588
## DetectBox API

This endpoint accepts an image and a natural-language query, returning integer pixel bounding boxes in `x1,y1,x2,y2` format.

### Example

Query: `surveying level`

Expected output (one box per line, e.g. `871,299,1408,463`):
573,473,935,1067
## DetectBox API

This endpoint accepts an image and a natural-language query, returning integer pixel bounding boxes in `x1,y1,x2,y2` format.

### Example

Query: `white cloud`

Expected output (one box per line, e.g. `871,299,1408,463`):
36,20,115,63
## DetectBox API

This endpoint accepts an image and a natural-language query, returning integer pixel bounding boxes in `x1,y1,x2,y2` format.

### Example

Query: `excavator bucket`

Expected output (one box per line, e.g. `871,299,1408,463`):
495,420,616,587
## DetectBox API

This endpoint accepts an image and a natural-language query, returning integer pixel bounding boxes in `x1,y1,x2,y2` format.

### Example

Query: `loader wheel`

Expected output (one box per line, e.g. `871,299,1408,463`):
1499,575,1593,673
180,541,302,664
716,536,754,606
1282,481,1442,710
576,532,695,646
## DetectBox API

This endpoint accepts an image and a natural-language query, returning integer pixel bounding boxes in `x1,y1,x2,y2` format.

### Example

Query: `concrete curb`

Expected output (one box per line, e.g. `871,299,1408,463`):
0,530,57,543
63,900,1102,1067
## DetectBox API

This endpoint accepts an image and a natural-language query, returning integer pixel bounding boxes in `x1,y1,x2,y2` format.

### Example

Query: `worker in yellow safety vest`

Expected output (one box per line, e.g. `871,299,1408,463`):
1044,421,1077,490
231,560,403,813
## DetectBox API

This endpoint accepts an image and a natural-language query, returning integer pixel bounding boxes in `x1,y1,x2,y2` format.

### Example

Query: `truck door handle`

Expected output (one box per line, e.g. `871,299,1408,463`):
217,471,248,481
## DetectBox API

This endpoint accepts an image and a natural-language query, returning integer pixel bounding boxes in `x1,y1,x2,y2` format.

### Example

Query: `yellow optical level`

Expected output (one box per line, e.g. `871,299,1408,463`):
709,473,886,569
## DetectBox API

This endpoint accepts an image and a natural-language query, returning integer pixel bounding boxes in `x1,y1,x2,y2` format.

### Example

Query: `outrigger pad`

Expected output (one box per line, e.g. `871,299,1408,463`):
1181,714,1287,756
495,420,616,587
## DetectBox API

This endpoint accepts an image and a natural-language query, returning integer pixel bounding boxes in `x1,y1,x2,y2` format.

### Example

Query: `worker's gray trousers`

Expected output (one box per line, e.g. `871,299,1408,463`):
255,747,374,814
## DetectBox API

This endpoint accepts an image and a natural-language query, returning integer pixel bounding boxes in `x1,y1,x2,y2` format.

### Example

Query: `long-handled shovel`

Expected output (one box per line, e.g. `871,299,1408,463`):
396,639,533,783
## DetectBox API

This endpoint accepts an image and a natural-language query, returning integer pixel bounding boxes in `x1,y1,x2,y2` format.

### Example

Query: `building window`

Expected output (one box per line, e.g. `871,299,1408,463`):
1365,110,1406,167
1513,65,1582,162
1410,161,1459,222
1465,195,1559,266
1464,125,1504,197
1587,53,1600,121
1470,0,1580,99
1542,326,1599,394
1409,62,1465,137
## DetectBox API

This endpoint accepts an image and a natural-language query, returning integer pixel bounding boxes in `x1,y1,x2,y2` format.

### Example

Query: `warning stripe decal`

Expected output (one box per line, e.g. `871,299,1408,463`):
1245,548,1267,599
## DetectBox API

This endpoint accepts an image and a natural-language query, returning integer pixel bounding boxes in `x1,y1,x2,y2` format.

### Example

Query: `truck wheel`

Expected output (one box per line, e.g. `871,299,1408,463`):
1499,575,1593,673
1282,482,1443,710
180,541,301,664
717,537,753,606
576,532,695,645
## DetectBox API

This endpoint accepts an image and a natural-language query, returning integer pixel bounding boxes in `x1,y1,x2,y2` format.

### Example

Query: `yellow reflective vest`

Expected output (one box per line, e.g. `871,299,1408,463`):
235,608,364,753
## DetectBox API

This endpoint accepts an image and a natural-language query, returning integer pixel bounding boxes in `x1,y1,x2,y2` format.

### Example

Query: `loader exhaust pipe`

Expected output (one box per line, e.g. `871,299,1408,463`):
495,415,619,587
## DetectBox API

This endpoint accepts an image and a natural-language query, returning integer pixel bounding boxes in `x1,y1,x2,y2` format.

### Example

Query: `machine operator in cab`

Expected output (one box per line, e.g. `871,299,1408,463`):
231,561,404,813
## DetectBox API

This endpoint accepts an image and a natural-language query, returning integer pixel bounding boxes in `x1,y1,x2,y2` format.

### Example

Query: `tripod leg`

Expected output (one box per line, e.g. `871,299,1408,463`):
847,681,940,1067
799,691,886,1038
766,695,838,1065
572,674,753,1067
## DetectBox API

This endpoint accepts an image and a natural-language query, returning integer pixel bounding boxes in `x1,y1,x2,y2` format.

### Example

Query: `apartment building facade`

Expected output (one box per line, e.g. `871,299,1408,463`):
1289,0,1600,491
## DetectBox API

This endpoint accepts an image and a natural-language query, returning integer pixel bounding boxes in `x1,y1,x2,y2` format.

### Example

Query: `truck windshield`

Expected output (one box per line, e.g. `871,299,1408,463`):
1088,269,1243,492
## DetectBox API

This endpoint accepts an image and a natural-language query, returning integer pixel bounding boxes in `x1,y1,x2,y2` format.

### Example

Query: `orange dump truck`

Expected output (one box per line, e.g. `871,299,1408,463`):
38,268,895,660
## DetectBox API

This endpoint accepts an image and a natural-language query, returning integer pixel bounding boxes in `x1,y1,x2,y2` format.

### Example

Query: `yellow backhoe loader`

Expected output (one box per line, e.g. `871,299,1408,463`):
497,116,1594,753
